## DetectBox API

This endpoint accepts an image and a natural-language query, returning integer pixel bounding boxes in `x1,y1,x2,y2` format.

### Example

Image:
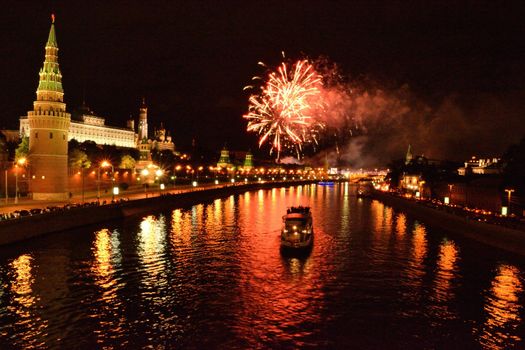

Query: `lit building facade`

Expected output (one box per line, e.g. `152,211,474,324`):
20,104,136,148
458,156,501,176
217,146,232,169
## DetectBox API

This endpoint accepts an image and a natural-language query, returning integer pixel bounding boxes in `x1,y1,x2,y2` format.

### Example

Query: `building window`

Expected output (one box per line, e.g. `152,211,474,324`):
63,134,66,140
35,132,38,139
50,132,53,139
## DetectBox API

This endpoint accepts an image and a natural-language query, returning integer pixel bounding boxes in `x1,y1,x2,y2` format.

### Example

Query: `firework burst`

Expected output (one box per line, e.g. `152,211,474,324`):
243,59,326,160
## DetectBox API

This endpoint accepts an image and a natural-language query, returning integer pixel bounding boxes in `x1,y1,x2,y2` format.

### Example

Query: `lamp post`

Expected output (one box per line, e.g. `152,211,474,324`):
97,161,112,202
505,188,515,215
141,168,149,197
14,158,27,204
155,169,164,195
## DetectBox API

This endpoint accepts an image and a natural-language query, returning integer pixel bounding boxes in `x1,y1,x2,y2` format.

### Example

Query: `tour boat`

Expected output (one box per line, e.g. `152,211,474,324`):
281,206,313,250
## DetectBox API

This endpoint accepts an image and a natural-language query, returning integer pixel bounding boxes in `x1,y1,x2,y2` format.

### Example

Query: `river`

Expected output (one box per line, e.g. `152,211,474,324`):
0,183,524,349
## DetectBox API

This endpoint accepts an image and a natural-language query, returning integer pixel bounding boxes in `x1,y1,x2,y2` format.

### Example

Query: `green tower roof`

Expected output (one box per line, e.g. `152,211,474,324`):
36,14,64,97
46,14,58,48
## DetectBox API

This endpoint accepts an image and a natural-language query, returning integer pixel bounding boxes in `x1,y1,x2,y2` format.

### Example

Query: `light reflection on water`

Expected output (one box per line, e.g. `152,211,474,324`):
478,264,523,349
0,183,523,348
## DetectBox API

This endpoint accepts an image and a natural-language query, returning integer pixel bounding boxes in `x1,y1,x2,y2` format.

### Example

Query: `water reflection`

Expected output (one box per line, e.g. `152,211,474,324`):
11,254,34,309
230,185,323,347
92,229,121,289
411,223,428,264
138,215,167,283
6,254,47,348
0,184,524,348
91,228,125,344
431,238,459,320
395,213,407,238
479,264,523,349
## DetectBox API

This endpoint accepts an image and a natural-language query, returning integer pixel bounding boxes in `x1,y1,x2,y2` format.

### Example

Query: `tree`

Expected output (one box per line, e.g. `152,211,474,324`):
15,137,29,161
69,149,91,169
119,154,136,169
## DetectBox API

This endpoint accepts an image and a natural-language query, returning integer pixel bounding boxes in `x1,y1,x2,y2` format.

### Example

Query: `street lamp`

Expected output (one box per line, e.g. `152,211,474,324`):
155,169,164,195
505,188,515,215
97,161,113,202
141,168,150,197
14,157,27,204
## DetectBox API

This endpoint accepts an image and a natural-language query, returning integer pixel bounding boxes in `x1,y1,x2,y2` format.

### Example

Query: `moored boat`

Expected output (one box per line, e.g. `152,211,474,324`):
280,206,313,250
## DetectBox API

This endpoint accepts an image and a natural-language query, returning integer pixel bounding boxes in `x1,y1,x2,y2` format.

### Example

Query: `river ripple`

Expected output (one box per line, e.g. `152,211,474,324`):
0,183,524,348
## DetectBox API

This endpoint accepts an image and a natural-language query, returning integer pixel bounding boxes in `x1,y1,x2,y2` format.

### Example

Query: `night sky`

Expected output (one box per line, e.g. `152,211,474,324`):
1,1,524,163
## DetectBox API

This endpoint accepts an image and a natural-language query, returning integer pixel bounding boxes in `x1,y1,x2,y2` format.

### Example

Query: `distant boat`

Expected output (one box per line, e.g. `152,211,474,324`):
280,206,314,250
318,181,335,186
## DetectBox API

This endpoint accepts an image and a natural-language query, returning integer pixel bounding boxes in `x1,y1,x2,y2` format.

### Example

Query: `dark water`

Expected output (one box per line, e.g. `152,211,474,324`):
0,183,524,349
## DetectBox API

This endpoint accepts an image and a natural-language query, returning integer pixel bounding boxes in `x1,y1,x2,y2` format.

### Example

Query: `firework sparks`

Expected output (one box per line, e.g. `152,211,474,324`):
243,59,325,160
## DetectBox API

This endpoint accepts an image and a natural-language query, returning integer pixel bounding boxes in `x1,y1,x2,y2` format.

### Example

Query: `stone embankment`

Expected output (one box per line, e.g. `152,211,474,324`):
0,181,315,246
371,190,525,256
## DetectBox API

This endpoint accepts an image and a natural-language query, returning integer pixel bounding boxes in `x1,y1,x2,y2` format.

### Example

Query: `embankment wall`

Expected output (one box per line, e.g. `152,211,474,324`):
371,190,525,256
0,181,314,245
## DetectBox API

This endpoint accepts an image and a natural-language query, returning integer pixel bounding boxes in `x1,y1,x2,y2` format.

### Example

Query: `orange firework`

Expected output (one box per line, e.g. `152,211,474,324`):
243,59,325,160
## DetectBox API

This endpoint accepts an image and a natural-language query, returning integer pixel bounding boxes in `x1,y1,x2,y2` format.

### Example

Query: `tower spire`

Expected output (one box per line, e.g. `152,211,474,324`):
47,14,58,48
37,14,63,103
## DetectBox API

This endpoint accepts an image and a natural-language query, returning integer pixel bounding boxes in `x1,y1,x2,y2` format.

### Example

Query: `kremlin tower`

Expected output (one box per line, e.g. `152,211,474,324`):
25,15,71,200
138,98,148,141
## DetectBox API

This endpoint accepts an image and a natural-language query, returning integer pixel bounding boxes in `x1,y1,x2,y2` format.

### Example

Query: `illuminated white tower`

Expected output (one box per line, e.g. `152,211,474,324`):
138,98,148,141
25,15,71,200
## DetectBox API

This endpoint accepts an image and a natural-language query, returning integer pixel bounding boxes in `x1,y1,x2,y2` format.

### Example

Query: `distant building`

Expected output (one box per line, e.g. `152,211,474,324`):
458,156,501,176
217,146,232,169
135,100,176,169
21,102,136,148
243,151,254,170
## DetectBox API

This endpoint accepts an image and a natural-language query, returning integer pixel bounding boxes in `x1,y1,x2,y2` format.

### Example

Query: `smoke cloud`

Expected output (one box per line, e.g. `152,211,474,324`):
306,72,525,168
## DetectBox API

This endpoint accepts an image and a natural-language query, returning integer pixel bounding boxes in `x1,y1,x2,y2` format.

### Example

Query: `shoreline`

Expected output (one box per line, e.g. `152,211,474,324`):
0,180,316,246
370,190,525,256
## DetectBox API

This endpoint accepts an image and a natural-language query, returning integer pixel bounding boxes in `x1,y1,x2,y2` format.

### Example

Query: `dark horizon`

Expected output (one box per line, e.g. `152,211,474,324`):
1,1,524,163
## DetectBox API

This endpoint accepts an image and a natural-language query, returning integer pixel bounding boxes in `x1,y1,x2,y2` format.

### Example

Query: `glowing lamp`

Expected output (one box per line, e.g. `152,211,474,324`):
501,206,508,216
444,196,450,205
